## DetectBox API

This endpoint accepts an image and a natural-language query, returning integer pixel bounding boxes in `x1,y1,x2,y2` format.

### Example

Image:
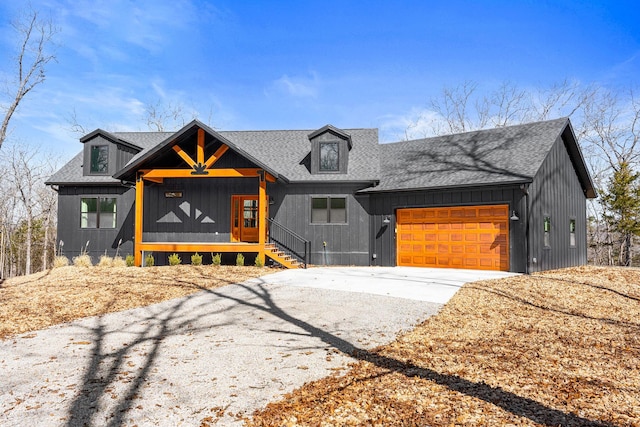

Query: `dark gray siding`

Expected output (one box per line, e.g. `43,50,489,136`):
143,177,258,242
268,183,370,266
527,135,588,272
56,185,135,262
367,185,528,273
310,133,350,174
82,136,139,176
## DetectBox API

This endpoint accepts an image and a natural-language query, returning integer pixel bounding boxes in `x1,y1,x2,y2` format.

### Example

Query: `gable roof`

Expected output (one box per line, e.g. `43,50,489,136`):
111,120,379,183
113,120,283,181
361,117,596,198
47,117,594,198
48,121,380,185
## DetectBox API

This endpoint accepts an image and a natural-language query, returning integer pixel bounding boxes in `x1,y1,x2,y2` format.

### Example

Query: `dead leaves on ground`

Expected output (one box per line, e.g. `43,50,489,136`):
0,265,267,340
247,266,640,426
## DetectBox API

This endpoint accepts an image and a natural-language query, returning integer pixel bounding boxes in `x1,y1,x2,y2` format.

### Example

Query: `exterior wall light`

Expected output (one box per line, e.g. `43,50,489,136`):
383,216,391,224
510,211,520,221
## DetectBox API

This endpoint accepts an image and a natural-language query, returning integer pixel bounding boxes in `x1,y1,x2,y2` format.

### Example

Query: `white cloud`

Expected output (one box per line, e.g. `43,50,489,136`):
378,107,446,142
270,72,320,98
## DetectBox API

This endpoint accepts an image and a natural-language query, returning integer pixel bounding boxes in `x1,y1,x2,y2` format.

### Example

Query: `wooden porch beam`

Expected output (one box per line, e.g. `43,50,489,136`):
258,173,267,262
204,144,229,169
143,176,164,184
197,128,205,165
134,177,144,266
172,145,196,168
143,168,263,179
138,242,261,253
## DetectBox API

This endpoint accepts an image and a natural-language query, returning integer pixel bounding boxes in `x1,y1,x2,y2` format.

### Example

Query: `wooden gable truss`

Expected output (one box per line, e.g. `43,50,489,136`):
133,128,284,266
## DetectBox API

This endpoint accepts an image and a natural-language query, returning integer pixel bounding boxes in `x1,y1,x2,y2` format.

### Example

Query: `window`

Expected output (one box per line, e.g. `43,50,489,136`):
81,197,117,228
569,219,576,247
311,197,346,224
319,142,339,171
90,145,109,173
543,216,551,248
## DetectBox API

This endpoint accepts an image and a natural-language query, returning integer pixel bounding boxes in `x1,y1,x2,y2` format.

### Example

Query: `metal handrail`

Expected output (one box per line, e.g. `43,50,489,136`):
267,218,310,268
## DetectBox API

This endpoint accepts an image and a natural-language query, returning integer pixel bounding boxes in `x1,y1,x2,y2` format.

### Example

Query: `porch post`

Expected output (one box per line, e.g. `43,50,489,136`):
134,175,144,266
258,171,267,262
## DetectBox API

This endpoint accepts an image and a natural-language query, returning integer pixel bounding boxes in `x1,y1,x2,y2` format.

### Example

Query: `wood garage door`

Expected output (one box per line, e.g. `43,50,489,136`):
397,205,509,271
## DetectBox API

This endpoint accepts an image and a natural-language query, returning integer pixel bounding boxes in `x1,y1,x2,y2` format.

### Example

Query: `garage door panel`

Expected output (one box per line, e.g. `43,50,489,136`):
397,205,509,271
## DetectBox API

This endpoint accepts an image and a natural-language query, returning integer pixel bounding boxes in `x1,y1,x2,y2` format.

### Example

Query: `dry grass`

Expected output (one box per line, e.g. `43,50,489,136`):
0,265,267,340
247,266,640,427
2,265,638,425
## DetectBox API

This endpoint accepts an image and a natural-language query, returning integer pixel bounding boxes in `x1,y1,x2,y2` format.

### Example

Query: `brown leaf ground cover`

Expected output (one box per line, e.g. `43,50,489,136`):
247,266,640,427
0,265,266,340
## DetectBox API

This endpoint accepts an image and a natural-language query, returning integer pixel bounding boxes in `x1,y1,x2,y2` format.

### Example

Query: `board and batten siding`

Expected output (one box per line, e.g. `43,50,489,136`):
527,135,588,272
366,185,528,273
56,185,135,262
143,177,259,242
81,136,139,176
268,183,371,266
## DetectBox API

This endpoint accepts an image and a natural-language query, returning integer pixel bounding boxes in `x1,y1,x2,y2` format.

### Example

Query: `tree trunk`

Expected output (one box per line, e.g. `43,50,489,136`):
25,213,32,275
624,233,632,266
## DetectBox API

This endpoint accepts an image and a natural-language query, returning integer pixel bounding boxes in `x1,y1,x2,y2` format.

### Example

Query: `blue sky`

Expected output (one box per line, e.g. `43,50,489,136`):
0,0,638,161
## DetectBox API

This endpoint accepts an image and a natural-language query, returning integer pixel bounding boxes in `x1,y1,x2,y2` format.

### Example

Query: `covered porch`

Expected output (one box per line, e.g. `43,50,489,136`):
123,124,304,268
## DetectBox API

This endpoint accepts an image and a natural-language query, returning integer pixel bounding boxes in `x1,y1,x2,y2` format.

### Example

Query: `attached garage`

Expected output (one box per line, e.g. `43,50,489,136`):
396,205,510,271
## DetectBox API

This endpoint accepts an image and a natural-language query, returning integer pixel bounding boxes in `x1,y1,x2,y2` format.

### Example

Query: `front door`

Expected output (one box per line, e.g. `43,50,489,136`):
231,195,259,242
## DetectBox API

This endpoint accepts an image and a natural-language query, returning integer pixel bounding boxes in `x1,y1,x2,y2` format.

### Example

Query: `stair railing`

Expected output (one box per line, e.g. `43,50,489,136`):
267,218,310,268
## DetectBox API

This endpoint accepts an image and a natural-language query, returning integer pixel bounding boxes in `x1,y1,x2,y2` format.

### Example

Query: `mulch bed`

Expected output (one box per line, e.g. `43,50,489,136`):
246,266,640,426
0,265,267,340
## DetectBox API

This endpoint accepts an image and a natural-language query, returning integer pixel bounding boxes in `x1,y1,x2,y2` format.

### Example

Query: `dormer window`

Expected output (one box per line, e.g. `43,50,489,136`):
319,142,339,171
90,145,109,174
309,125,352,175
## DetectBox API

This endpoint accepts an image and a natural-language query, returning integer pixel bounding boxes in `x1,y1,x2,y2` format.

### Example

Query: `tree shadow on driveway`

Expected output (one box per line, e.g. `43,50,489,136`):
208,278,614,427
62,274,612,427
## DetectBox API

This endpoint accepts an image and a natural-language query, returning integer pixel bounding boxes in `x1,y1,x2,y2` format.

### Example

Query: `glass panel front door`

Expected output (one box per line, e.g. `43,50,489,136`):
231,195,260,242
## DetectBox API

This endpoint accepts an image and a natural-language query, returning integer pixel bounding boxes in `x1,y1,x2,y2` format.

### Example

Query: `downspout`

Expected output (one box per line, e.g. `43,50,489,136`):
521,184,530,275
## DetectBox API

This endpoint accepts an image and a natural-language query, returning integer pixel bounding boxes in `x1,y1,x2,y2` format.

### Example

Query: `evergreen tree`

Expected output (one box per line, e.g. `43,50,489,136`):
601,161,640,266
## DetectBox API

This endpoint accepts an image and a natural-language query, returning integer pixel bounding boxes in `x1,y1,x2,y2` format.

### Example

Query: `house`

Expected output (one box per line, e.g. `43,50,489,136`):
46,117,596,273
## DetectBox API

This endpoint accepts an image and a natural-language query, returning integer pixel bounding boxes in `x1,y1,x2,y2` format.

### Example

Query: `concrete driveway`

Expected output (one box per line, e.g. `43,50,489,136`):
0,267,516,426
257,266,518,304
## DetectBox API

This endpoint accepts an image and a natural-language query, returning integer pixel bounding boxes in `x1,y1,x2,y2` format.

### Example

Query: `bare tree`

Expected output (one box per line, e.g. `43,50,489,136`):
0,6,58,150
411,80,640,266
2,142,57,275
65,108,88,136
144,100,188,131
418,80,595,138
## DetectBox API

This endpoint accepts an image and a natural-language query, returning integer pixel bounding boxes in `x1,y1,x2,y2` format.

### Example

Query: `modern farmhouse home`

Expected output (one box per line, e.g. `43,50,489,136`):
47,117,595,272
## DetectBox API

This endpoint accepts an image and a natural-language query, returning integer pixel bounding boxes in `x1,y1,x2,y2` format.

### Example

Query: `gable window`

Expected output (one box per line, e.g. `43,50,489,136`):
90,145,109,173
81,197,117,228
311,197,346,224
569,218,576,247
319,142,339,172
543,216,551,248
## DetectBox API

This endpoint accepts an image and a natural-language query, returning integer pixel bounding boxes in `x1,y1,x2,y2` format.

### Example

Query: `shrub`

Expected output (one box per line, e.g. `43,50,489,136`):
125,254,135,267
98,255,113,267
112,256,127,267
145,253,155,267
73,254,92,267
254,254,264,268
191,252,203,266
53,256,69,268
236,253,245,266
168,253,182,266
211,253,222,266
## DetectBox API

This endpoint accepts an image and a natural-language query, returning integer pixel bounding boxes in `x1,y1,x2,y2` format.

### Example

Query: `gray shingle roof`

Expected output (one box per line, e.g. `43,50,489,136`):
360,117,572,193
45,152,122,185
219,128,378,182
47,117,594,197
48,124,380,185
